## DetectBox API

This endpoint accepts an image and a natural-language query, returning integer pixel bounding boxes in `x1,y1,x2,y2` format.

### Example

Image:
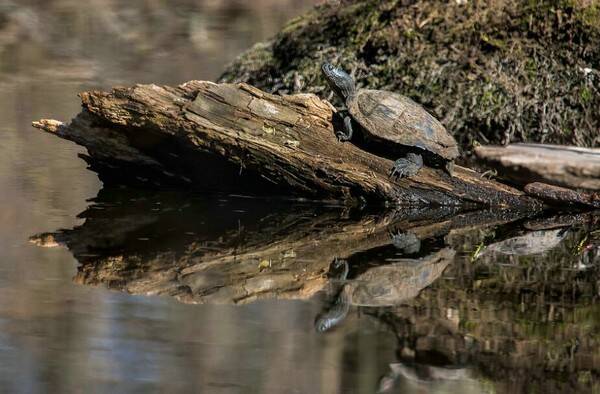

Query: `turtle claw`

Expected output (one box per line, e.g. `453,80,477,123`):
335,114,354,142
330,258,350,280
389,153,423,180
389,164,406,180
336,131,352,142
332,257,347,269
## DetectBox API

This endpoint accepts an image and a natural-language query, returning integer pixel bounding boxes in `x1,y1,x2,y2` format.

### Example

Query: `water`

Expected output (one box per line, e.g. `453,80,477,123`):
1,2,600,393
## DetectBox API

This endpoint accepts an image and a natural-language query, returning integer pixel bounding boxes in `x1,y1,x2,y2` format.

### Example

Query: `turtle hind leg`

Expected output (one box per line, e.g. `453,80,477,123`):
336,115,354,142
389,153,423,180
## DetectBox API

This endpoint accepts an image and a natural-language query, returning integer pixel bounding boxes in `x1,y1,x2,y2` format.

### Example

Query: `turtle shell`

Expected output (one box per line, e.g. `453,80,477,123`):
347,89,459,161
345,248,454,307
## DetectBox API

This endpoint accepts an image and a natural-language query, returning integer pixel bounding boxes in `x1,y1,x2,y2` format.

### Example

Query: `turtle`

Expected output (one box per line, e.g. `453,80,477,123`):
321,62,459,178
378,362,473,393
314,247,454,332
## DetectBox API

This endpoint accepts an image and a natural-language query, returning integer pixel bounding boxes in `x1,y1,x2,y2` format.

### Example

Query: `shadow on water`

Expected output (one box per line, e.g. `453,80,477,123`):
30,186,600,393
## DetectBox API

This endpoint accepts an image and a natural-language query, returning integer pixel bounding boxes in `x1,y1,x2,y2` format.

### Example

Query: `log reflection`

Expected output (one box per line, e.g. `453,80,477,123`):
29,189,600,391
30,187,531,305
370,212,600,393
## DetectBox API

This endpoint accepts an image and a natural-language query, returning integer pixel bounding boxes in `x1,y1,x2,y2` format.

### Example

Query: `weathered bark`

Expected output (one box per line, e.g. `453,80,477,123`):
33,81,539,207
28,187,532,304
524,182,600,208
475,143,600,191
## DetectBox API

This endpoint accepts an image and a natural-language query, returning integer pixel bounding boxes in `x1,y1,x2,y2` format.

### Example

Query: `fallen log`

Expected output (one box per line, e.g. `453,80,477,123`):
33,81,539,207
524,182,600,209
475,143,600,191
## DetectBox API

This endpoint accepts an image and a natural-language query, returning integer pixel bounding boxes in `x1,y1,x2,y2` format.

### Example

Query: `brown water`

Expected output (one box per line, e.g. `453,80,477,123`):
2,2,600,393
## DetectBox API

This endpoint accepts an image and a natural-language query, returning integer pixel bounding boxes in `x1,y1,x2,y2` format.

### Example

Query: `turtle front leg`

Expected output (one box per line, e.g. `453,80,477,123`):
336,115,354,142
389,153,423,180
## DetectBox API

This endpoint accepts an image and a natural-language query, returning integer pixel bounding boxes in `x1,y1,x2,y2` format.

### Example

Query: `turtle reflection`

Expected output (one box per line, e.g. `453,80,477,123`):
580,230,600,269
315,247,454,332
473,226,570,259
390,230,421,255
378,362,473,393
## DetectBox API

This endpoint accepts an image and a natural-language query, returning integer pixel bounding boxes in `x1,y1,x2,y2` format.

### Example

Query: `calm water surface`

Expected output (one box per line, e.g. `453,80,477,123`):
1,2,600,393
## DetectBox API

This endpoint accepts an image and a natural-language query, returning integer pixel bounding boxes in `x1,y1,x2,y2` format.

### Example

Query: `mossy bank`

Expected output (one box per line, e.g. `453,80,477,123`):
219,0,600,153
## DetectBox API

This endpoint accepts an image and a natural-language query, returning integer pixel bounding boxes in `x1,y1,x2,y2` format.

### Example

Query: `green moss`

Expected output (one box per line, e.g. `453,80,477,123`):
575,0,600,30
480,33,506,50
461,320,478,331
481,89,499,108
578,371,592,385
280,10,314,34
220,0,600,150
524,59,538,79
581,86,593,103
403,28,417,39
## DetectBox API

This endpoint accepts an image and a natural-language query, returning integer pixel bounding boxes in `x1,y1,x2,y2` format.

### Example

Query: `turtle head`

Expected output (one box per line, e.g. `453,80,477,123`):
314,314,335,333
321,62,356,102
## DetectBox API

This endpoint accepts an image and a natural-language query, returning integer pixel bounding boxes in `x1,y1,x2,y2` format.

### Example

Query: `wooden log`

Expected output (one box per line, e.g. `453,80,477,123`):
33,81,539,207
475,143,600,191
524,182,600,208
